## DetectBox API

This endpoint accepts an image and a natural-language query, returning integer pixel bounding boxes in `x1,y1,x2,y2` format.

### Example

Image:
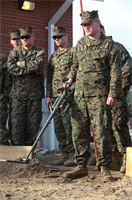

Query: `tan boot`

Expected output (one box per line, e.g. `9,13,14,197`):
64,151,76,167
111,151,121,171
53,152,69,165
63,164,88,179
89,156,96,166
101,166,113,182
120,154,126,173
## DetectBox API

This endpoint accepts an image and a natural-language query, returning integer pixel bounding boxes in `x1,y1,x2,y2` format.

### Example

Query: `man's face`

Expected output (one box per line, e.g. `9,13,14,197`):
82,19,99,37
20,35,34,48
11,38,22,48
53,35,67,48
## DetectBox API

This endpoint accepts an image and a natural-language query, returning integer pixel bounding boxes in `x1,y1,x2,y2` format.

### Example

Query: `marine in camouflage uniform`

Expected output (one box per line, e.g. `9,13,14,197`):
90,24,132,172
99,24,132,172
110,41,132,172
8,26,46,146
0,53,12,145
63,11,122,181
8,30,22,139
46,27,75,166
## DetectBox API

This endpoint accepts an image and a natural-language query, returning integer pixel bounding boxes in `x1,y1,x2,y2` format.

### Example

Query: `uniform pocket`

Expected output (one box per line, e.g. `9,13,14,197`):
92,52,109,71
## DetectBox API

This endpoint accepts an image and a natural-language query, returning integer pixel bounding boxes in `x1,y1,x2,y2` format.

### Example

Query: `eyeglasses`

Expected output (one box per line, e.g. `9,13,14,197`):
20,35,32,39
81,20,97,27
53,35,65,40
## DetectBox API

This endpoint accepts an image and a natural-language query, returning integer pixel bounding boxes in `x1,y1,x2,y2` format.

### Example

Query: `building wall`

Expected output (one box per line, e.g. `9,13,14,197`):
0,0,73,77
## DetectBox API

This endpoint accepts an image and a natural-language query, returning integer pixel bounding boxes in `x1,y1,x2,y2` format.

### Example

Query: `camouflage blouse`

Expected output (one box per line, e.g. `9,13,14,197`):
8,45,46,100
46,45,74,97
67,34,122,98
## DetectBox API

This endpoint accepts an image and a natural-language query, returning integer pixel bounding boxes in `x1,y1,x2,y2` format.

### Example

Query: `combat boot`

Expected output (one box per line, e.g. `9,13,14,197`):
63,164,88,179
89,156,96,166
53,152,69,165
64,151,76,167
120,153,126,173
101,166,113,182
111,151,121,171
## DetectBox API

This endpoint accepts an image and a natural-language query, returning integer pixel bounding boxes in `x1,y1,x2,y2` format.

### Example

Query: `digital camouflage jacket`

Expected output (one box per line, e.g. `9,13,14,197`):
67,33,122,98
8,45,46,100
46,44,74,97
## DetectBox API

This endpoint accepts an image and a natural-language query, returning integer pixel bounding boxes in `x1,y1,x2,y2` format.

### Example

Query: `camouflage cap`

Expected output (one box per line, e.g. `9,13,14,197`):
10,30,20,40
80,10,99,25
52,26,67,38
19,26,33,37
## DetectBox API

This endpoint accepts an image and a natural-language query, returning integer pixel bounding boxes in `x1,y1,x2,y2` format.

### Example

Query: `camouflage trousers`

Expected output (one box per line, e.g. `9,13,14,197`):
11,98,42,146
110,95,131,154
0,96,11,144
52,95,74,153
72,96,112,167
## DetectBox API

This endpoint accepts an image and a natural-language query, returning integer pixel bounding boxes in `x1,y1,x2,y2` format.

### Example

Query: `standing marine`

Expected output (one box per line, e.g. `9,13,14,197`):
8,26,46,145
46,27,75,166
63,10,122,181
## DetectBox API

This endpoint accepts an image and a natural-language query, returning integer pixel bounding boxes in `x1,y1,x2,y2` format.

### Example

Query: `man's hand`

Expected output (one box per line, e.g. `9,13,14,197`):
63,79,73,91
46,97,53,111
106,97,117,106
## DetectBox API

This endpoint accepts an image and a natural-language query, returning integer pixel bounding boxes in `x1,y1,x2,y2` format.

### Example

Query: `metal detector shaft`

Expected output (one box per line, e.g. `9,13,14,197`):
0,84,69,164
24,89,67,161
0,90,67,163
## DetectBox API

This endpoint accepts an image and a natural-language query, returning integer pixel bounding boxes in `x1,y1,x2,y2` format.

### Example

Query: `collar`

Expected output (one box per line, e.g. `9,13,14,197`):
55,44,71,57
81,33,105,47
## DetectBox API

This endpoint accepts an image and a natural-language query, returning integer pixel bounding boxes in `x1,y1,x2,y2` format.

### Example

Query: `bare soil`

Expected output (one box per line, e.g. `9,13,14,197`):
0,151,132,200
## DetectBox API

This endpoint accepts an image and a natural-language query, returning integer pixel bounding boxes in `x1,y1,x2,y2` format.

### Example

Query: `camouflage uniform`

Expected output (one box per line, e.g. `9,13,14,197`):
67,18,122,167
110,42,132,154
0,53,12,145
7,26,46,145
46,27,74,153
8,30,22,137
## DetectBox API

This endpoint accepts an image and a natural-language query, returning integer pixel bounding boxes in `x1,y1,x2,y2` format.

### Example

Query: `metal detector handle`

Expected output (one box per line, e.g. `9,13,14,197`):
51,83,68,110
60,85,75,110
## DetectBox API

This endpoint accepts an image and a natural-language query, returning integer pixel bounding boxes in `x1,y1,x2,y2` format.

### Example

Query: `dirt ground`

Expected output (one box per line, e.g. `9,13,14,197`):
0,151,132,200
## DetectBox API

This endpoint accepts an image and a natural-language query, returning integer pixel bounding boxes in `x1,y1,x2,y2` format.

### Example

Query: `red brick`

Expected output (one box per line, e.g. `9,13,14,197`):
0,0,73,76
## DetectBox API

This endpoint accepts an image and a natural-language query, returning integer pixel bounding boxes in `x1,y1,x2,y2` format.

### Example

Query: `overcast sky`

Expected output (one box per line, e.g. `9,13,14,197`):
73,0,132,55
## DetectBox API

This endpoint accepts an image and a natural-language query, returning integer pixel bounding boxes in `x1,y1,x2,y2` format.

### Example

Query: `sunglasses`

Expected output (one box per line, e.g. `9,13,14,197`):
53,35,65,40
20,35,32,39
12,38,20,41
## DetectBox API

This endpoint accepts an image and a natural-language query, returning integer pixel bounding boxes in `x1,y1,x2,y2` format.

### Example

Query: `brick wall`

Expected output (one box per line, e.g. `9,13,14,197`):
0,0,73,77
